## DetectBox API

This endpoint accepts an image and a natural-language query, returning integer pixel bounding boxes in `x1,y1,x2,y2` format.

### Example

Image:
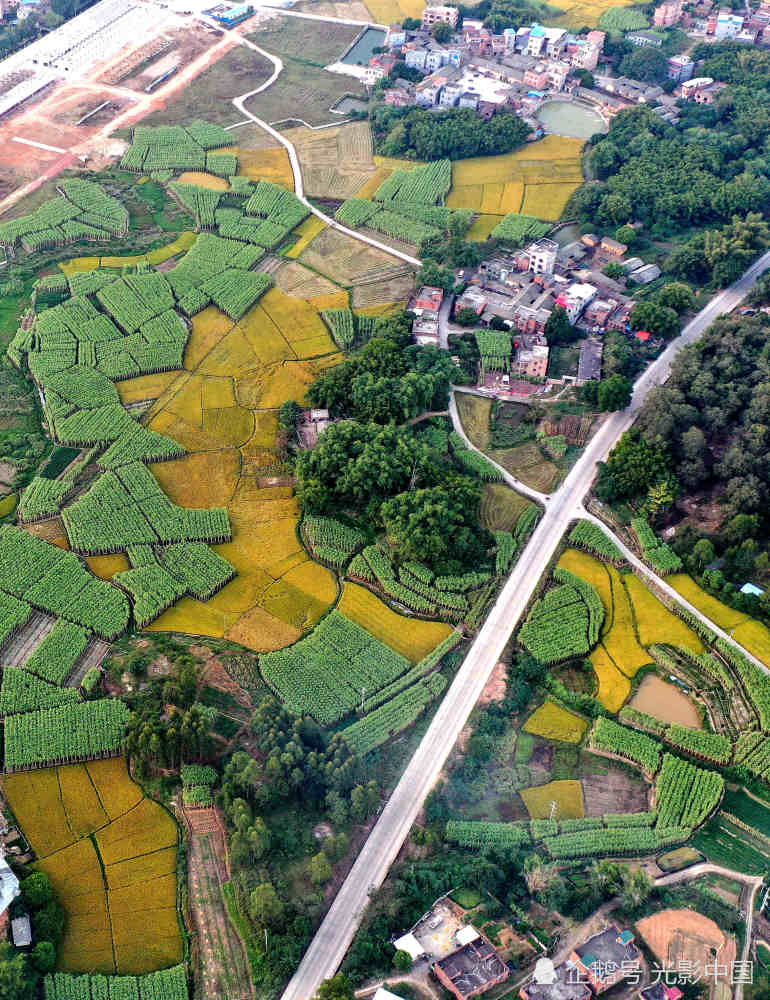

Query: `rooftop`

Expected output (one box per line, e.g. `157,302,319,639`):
523,962,592,1000
436,936,508,997
575,925,638,978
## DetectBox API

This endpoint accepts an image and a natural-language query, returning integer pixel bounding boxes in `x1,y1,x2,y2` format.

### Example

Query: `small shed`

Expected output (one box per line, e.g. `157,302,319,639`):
393,931,424,961
11,913,32,947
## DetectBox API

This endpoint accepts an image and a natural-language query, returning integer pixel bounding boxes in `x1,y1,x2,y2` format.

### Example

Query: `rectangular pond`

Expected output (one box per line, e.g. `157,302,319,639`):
340,27,387,66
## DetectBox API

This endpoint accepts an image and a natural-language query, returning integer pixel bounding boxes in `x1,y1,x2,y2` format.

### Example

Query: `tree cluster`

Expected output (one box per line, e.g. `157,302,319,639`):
370,106,530,160
0,873,64,1000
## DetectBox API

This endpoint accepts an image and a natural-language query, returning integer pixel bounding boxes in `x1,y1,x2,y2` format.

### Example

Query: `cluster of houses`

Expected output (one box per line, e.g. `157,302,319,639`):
372,13,606,119
363,0,770,125
410,232,658,392
388,895,648,1000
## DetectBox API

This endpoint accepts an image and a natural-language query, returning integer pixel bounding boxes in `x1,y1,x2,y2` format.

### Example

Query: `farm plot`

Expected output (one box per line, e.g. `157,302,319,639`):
623,574,703,654
545,0,641,28
138,287,342,651
455,393,560,492
337,582,452,661
286,122,378,200
521,779,585,820
3,758,182,975
524,700,589,744
447,136,585,225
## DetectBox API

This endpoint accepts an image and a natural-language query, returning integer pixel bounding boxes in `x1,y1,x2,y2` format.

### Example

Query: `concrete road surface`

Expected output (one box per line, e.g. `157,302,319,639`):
279,250,770,1000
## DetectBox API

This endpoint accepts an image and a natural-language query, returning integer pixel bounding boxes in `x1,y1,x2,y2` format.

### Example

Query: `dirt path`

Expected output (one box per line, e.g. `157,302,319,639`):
184,806,255,1000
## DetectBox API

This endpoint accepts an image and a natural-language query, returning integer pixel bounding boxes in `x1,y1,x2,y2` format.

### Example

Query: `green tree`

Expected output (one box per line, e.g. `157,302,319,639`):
309,851,333,886
454,306,480,326
433,21,453,41
21,872,54,910
692,537,715,570
317,974,355,1000
597,374,632,411
620,867,652,909
0,944,30,1000
630,300,680,339
544,305,577,346
250,882,285,928
279,399,303,430
417,259,455,292
616,224,636,245
619,46,668,84
32,942,56,974
604,261,626,280
394,949,413,971
657,282,694,313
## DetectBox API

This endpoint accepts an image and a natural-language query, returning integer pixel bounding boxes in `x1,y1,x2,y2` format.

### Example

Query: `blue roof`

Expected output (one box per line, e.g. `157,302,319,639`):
741,583,765,596
531,24,545,35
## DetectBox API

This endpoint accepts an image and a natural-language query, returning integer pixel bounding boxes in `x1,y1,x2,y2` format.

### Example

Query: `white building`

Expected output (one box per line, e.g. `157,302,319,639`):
527,238,558,276
714,10,743,37
0,855,20,936
526,23,566,58
557,282,596,322
421,4,459,27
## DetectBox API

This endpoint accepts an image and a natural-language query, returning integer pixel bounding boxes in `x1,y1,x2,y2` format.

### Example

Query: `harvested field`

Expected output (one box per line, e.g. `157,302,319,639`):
636,909,736,983
3,759,182,975
581,758,650,816
337,582,452,661
273,259,342,301
521,779,585,819
286,121,378,199
249,16,360,66
629,675,701,728
524,700,589,744
0,610,56,666
480,482,534,533
286,216,327,259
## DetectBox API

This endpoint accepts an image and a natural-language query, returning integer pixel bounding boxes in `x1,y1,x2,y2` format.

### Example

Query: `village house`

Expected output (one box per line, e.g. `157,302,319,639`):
680,76,726,103
713,9,743,37
526,238,559,276
521,961,592,1000
667,54,693,81
654,0,683,25
410,285,443,344
515,342,549,377
556,282,596,323
434,925,510,1000
526,23,567,58
627,29,663,46
422,4,459,27
0,854,20,940
569,925,641,993
578,337,603,383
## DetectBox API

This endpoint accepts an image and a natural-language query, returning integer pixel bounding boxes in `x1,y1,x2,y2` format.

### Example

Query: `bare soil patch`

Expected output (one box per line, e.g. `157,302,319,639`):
581,760,649,817
636,908,736,983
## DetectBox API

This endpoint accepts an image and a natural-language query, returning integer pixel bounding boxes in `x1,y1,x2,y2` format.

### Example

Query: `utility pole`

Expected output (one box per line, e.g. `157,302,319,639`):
549,800,558,822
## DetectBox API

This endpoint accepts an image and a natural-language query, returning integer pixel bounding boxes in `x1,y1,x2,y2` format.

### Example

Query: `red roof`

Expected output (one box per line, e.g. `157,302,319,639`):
635,329,651,341
666,989,683,1000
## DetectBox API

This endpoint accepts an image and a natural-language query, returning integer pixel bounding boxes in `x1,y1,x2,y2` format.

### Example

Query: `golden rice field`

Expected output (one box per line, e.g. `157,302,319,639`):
364,0,424,24
733,619,770,668
286,216,327,259
589,645,631,713
337,582,452,661
545,0,638,28
176,171,230,191
236,147,294,189
557,549,613,630
86,553,130,580
3,758,181,975
668,574,749,630
59,234,196,276
624,574,704,655
521,779,585,819
601,565,652,678
523,699,589,744
447,135,585,224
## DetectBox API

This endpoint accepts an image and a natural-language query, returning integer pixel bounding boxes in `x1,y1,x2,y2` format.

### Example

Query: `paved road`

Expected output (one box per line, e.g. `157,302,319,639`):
228,33,421,268
280,248,770,1000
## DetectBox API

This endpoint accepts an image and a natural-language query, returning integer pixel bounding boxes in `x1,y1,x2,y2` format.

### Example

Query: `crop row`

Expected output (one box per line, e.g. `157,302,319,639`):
322,309,355,350
491,213,550,246
655,752,723,829
24,620,90,686
568,520,624,563
663,723,732,764
361,632,462,713
0,667,80,716
44,965,188,1000
374,160,452,205
4,698,131,770
341,673,446,755
301,515,365,568
716,638,770,730
519,580,600,664
590,716,662,774
631,516,682,574
544,825,689,859
260,610,411,725
367,210,440,246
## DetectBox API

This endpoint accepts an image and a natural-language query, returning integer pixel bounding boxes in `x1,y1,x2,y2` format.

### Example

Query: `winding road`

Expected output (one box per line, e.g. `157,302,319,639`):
280,248,770,1000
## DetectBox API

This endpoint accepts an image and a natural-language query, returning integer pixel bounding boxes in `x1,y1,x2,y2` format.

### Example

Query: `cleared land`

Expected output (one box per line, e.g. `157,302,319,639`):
287,122,378,200
636,909,735,983
4,758,181,975
447,136,584,225
245,20,367,128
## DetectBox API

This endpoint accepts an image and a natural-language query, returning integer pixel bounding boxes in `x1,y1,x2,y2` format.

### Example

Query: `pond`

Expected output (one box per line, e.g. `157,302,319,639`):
331,96,369,114
340,27,387,66
536,99,608,140
628,674,701,728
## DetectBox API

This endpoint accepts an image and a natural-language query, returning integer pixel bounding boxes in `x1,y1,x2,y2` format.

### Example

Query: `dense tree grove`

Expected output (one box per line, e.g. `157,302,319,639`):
297,313,493,573
597,309,770,618
370,106,531,160
0,873,65,999
219,700,375,993
570,51,770,259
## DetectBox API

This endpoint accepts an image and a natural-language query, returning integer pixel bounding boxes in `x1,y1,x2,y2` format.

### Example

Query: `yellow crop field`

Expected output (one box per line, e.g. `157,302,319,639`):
668,574,748,630
287,216,326,259
448,136,584,221
557,548,613,629
116,372,180,405
624,575,704,655
524,699,589,744
602,566,651,677
3,759,181,975
0,493,17,517
185,306,236,370
733,619,770,668
521,182,583,222
545,0,636,27
310,291,349,311
521,779,585,819
237,148,294,189
176,171,230,191
60,235,196,276
338,582,452,661
87,553,130,579
355,166,393,200
589,645,631,713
